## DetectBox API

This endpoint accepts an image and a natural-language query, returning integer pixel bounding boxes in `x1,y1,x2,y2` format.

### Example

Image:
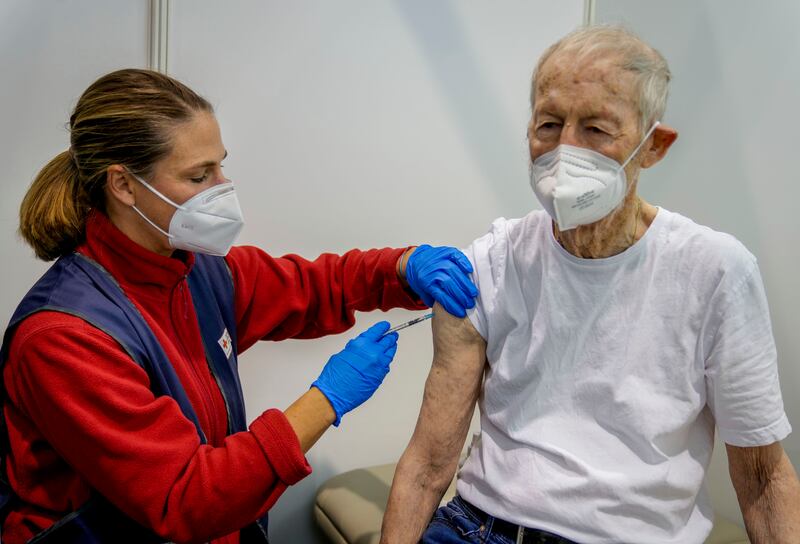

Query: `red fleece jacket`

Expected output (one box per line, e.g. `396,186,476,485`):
2,212,424,543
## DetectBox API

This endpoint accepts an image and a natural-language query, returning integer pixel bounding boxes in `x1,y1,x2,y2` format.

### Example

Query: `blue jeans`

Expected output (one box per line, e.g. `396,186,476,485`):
421,496,515,544
421,496,578,544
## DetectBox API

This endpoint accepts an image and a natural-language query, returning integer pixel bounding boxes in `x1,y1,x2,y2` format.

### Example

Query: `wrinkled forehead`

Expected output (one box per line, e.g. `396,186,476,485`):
534,51,639,116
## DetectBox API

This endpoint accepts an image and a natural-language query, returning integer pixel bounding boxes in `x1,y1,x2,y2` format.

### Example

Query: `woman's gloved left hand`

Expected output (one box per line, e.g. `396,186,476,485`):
311,321,398,427
402,244,478,318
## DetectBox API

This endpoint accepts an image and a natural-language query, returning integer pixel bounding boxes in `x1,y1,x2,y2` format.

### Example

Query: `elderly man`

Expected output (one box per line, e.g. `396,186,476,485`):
381,25,799,544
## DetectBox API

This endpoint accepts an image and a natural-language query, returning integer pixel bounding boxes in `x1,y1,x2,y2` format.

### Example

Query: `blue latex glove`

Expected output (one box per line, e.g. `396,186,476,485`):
311,321,398,427
404,245,478,318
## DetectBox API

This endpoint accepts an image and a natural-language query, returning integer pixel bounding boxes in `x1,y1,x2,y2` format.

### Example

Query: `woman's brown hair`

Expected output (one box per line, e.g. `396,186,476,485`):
19,68,213,261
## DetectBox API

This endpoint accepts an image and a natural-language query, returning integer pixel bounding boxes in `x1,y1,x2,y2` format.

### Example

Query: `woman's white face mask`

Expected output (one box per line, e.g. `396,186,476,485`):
529,122,659,231
128,170,245,256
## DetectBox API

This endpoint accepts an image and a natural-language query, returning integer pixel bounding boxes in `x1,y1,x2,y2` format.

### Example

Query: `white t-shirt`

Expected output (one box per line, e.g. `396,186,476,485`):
457,208,791,544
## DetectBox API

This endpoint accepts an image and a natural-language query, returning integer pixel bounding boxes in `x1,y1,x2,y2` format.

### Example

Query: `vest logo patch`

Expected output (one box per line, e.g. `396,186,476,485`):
218,328,233,359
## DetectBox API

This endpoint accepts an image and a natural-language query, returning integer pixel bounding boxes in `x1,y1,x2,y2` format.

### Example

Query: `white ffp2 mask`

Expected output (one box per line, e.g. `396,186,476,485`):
129,171,245,256
530,122,659,231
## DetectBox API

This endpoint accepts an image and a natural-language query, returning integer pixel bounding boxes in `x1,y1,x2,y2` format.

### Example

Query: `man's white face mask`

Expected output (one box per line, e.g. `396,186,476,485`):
128,170,245,256
529,121,659,231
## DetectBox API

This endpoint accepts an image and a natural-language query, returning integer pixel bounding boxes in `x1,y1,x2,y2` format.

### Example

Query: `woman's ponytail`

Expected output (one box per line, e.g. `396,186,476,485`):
19,150,89,261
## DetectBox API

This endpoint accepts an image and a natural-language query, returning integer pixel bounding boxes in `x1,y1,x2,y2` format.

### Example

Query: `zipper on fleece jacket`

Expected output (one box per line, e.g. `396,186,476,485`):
173,276,221,444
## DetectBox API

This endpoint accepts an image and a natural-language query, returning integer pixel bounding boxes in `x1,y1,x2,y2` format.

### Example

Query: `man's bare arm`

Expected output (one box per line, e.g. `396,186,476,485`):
380,303,486,543
727,441,800,543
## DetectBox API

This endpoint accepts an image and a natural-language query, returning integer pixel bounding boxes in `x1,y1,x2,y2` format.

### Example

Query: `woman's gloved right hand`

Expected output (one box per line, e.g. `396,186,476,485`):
311,321,399,426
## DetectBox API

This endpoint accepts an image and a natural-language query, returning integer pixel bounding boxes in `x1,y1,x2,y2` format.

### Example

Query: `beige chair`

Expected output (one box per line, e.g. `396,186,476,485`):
315,462,749,544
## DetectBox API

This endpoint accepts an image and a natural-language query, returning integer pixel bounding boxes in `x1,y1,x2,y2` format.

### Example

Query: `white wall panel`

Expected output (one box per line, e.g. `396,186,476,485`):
596,0,800,528
6,0,784,540
168,1,582,541
0,0,150,321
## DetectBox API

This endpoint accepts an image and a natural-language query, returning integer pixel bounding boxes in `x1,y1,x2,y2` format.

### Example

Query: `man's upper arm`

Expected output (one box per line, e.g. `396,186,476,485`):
406,302,486,462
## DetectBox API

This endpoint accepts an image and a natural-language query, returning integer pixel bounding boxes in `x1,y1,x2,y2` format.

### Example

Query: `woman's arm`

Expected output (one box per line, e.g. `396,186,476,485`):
226,244,478,352
226,246,424,351
283,387,337,452
5,314,307,542
5,313,399,542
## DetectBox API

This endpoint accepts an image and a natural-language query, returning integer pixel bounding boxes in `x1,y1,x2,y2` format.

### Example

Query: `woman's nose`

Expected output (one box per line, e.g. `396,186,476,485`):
212,167,228,185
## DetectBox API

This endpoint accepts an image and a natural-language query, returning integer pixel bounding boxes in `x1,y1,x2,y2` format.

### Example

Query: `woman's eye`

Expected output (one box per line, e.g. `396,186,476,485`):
190,171,210,183
587,126,607,135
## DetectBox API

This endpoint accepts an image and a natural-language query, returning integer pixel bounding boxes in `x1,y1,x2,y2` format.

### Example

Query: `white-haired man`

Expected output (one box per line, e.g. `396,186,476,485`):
381,26,799,544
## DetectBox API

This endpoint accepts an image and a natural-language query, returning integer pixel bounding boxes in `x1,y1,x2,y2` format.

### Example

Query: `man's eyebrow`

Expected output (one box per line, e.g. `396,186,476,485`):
580,114,622,128
184,150,228,171
534,108,561,119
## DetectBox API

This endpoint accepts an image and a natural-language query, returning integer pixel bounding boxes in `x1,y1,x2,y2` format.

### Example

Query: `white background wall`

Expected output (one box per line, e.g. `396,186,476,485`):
166,2,582,540
1,1,581,542
595,0,800,528
0,0,151,328
2,0,797,541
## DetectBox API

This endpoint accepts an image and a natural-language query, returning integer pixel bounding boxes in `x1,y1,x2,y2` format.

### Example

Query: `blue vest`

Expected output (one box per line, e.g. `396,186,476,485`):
0,252,269,543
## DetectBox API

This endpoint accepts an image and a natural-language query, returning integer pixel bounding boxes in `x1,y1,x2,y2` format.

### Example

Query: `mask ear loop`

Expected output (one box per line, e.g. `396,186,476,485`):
619,121,660,171
125,167,180,240
125,168,185,210
130,205,174,240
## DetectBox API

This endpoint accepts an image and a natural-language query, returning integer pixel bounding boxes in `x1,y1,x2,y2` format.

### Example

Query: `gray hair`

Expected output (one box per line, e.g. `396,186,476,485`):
530,24,671,134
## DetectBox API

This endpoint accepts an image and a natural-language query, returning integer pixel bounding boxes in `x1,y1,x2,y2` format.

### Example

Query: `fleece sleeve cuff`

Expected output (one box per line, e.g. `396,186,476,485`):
250,408,313,485
381,246,428,311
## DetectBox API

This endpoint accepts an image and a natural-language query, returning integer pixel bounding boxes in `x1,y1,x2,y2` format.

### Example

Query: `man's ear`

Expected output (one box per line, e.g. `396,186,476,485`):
640,124,678,169
105,164,137,207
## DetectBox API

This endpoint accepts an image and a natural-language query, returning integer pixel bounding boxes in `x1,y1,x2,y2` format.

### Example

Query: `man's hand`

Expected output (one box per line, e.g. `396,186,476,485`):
727,441,800,543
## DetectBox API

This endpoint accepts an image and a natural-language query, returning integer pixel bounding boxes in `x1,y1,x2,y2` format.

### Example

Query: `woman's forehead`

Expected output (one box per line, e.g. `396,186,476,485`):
163,112,225,167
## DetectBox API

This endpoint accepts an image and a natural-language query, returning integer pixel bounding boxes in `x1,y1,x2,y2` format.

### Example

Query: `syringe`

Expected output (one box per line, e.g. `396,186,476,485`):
386,312,434,334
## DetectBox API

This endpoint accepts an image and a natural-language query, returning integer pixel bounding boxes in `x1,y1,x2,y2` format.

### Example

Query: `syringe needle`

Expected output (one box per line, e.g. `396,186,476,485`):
386,312,434,334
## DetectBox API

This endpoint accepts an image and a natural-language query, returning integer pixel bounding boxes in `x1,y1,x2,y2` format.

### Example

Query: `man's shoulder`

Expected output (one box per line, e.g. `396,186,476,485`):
462,210,548,340
656,208,757,276
468,209,549,252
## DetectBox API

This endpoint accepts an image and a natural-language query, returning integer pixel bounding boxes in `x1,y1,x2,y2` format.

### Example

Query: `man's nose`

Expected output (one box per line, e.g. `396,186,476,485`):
559,123,581,147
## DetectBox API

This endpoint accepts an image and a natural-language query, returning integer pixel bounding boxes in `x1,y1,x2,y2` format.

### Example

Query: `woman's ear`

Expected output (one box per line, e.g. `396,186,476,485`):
105,164,137,207
640,124,678,169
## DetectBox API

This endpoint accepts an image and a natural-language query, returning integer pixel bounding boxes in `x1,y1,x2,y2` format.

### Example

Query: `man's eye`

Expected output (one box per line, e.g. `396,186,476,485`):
537,122,561,134
587,126,607,135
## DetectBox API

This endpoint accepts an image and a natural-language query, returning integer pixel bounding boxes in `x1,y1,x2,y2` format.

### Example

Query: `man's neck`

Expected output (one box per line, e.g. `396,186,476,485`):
554,196,654,259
